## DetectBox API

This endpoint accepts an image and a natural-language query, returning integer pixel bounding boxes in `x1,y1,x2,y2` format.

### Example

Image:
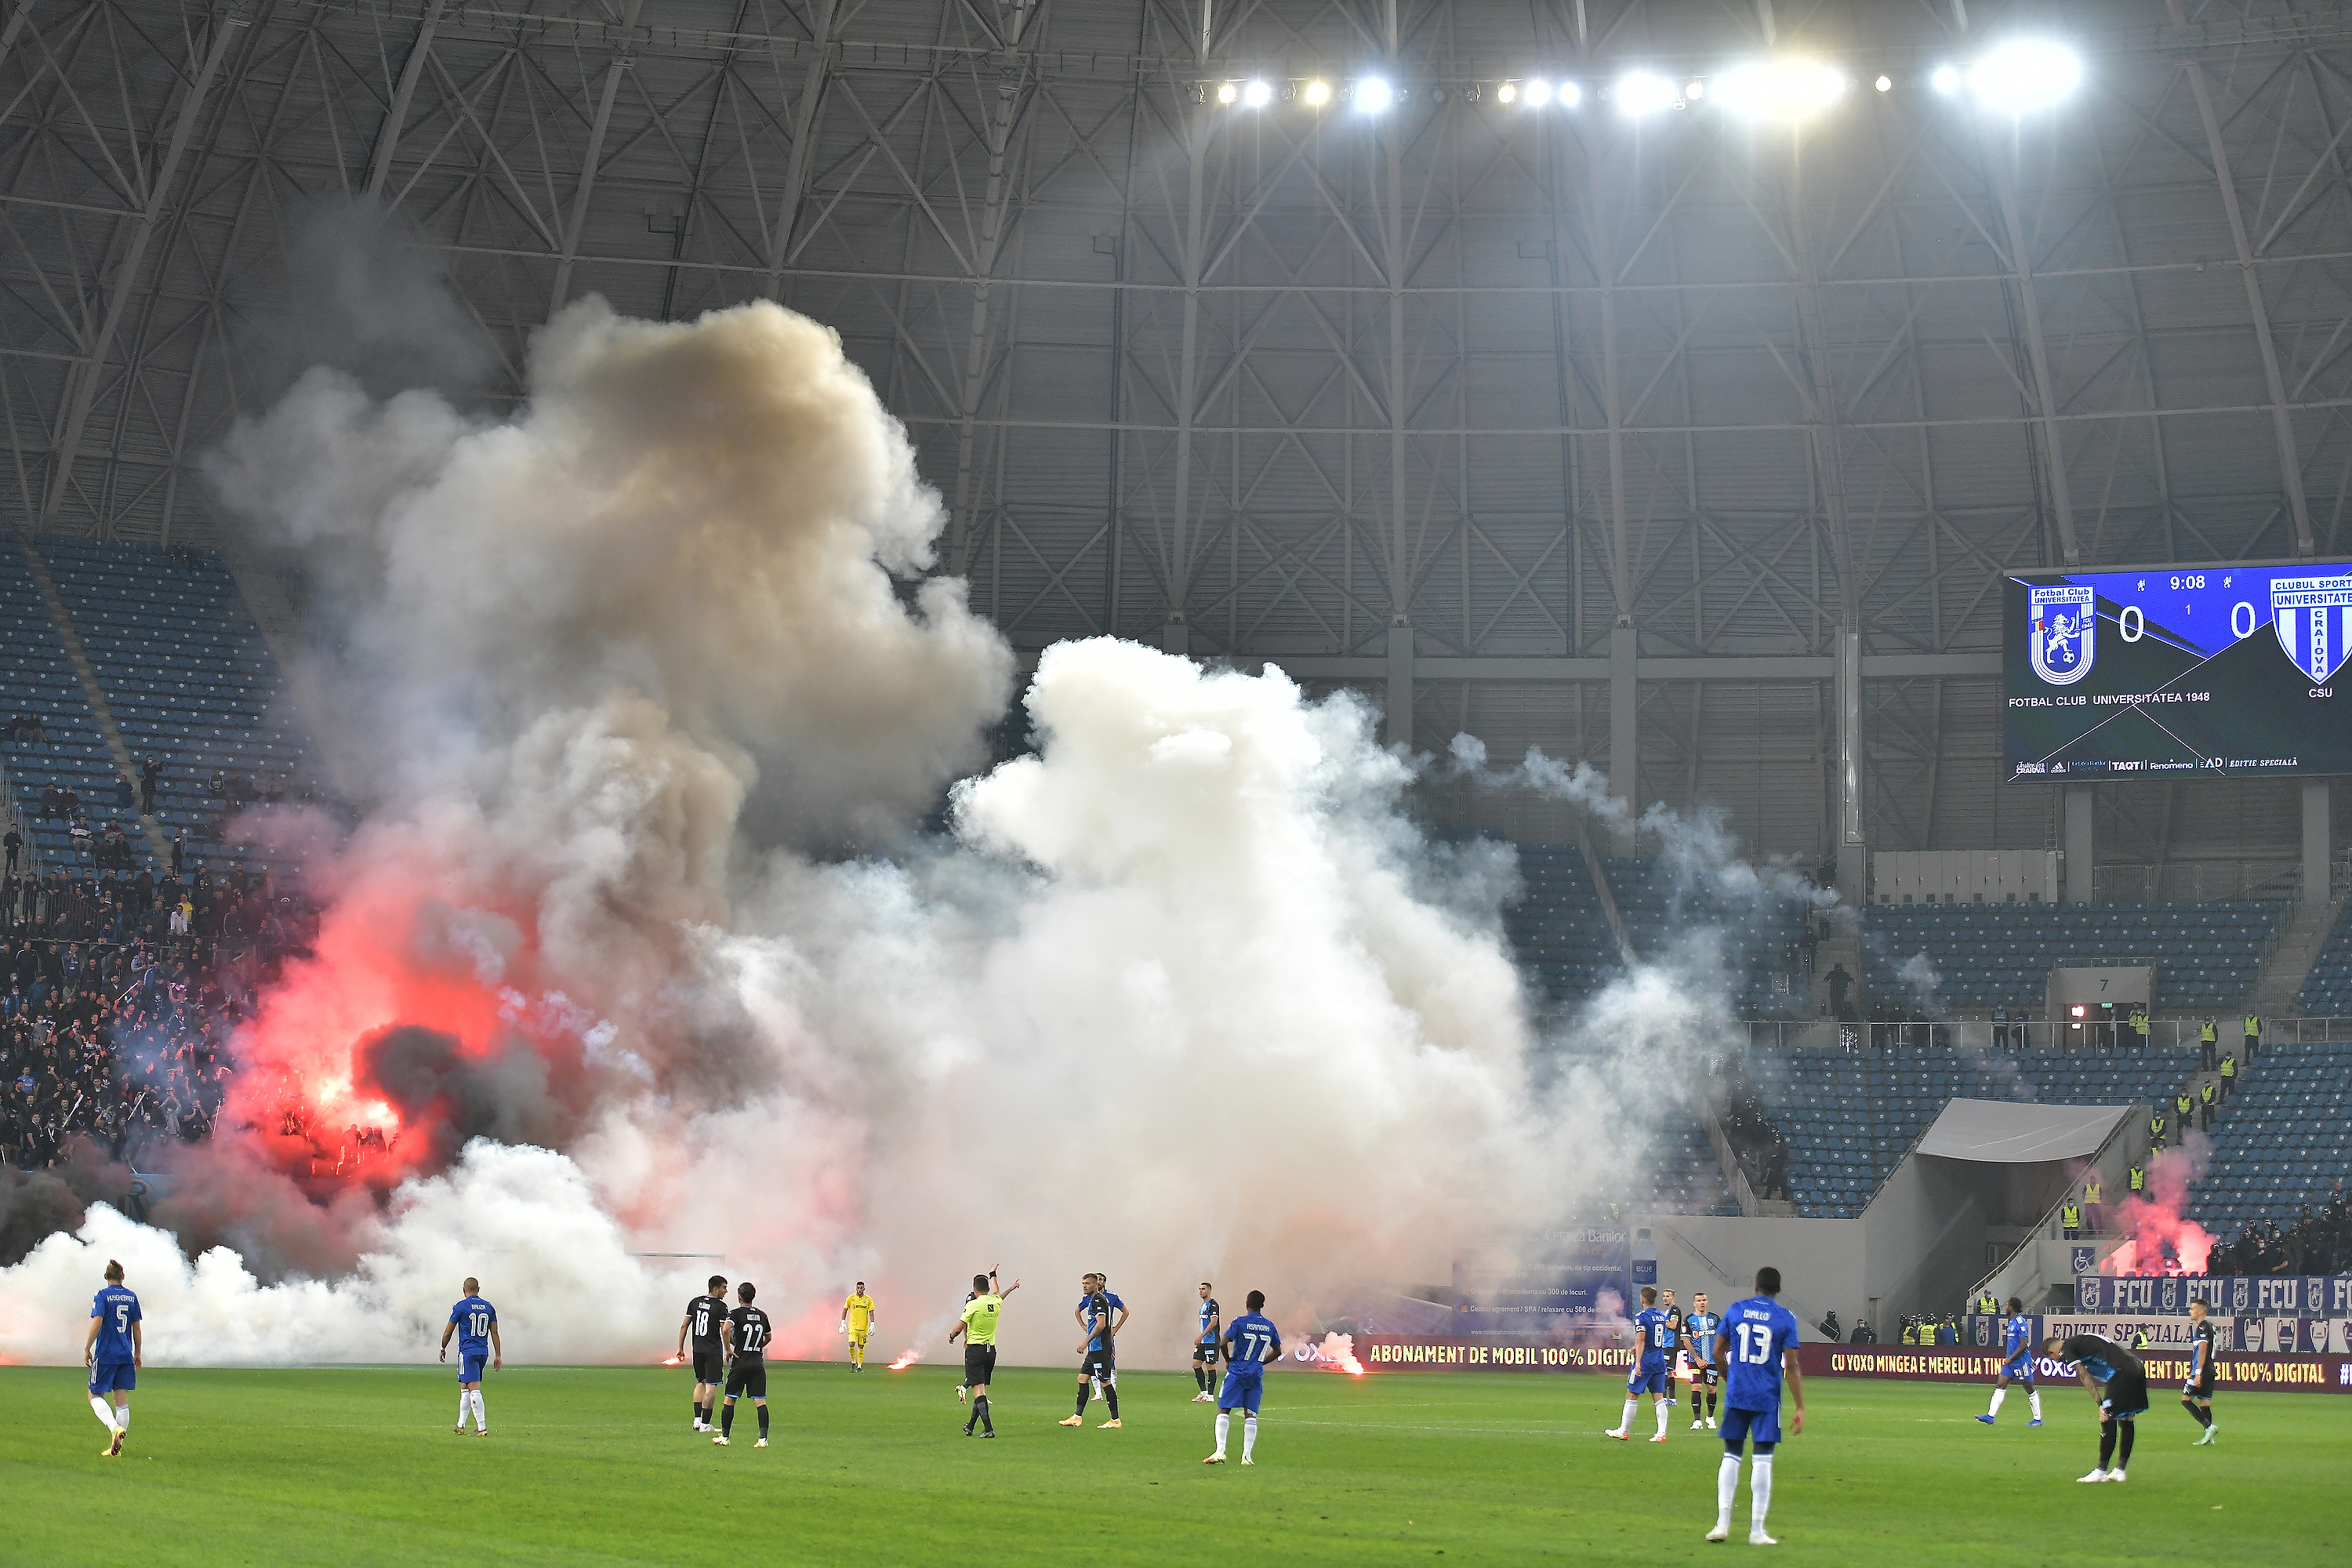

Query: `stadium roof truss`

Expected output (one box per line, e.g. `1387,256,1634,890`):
7,0,2352,867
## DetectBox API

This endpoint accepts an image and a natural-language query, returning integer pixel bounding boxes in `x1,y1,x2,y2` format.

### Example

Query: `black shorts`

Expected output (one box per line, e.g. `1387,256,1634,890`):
964,1343,997,1387
1193,1341,1220,1364
2185,1374,2214,1399
1080,1348,1116,1381
2100,1367,2150,1419
692,1345,725,1383
1694,1364,1719,1387
725,1358,768,1399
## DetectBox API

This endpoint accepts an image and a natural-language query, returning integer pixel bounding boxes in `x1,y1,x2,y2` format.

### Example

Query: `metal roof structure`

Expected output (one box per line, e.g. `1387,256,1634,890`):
5,0,2350,879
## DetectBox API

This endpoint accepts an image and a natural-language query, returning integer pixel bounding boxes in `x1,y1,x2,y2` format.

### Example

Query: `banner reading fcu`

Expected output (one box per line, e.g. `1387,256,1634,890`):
2004,561,2352,780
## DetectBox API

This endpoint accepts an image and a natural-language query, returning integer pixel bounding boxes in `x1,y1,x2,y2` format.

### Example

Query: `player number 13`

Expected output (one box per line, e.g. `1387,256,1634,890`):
1734,1323,1773,1365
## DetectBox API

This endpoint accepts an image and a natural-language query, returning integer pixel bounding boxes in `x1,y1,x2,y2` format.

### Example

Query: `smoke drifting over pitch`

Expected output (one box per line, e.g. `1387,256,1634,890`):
0,292,1747,1369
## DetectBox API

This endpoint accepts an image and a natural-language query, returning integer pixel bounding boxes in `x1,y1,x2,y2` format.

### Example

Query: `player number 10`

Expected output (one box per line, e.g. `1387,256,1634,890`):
1735,1323,1773,1365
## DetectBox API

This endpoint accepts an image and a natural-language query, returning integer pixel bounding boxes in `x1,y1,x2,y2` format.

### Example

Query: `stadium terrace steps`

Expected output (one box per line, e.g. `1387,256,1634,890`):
1861,900,2288,1012
1598,857,1808,1016
0,535,118,869
1744,1044,2197,1218
16,536,169,865
2292,898,2352,1016
2249,897,2342,1018
2188,1036,2352,1237
1503,844,1621,1007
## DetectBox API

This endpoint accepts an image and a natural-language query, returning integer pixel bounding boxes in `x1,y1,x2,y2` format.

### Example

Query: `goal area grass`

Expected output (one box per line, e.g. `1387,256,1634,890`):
2,1363,2339,1565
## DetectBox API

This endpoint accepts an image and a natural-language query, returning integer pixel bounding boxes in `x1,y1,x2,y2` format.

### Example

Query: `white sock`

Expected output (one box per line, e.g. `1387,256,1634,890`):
1988,1387,2006,1417
1617,1398,1638,1432
459,1391,473,1429
2028,1390,2042,1420
1214,1412,1230,1457
1655,1399,1669,1437
114,1404,129,1430
1243,1415,1258,1460
471,1389,487,1428
92,1394,118,1431
1715,1454,1740,1531
1751,1454,1775,1533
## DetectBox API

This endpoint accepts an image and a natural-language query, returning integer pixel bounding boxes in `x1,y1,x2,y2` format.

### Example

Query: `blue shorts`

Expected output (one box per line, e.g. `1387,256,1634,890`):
459,1353,487,1383
89,1360,136,1396
1719,1403,1782,1450
1218,1367,1265,1413
1627,1363,1666,1396
2000,1355,2034,1383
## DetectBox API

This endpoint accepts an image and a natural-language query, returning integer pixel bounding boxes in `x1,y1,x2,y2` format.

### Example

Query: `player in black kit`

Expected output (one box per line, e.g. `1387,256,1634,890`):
2181,1299,2218,1446
714,1282,774,1448
677,1274,729,1432
2044,1331,2150,1483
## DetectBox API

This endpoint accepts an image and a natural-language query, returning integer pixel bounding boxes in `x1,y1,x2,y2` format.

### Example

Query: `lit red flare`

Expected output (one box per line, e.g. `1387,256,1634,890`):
661,1354,684,1367
887,1348,921,1371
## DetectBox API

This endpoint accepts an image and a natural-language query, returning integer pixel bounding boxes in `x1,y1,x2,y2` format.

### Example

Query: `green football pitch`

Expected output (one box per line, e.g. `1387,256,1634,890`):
2,1364,2340,1565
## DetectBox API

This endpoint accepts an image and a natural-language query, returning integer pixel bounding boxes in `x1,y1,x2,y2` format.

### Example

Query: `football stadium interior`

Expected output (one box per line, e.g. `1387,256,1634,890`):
3,1,2350,1559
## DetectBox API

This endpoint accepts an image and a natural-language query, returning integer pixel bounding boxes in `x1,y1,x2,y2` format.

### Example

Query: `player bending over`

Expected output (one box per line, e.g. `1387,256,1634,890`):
1192,1282,1222,1403
1683,1292,1722,1431
1977,1297,2043,1427
2181,1300,2217,1446
439,1277,501,1436
841,1282,877,1370
1607,1285,1675,1443
1060,1272,1127,1428
2044,1330,2148,1483
949,1271,1020,1437
713,1282,774,1447
84,1259,142,1458
1707,1266,1804,1547
679,1274,729,1432
1204,1290,1283,1465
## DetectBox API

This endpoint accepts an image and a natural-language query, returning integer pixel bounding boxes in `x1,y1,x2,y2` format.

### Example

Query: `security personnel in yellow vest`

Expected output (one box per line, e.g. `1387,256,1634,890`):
2243,1011,2261,1062
2129,1163,2147,1196
2199,1079,2217,1131
1978,1291,1998,1317
2198,1018,2219,1071
2083,1176,2103,1232
2062,1202,2082,1240
2219,1050,2236,1100
2129,1006,2151,1049
2151,1109,2168,1149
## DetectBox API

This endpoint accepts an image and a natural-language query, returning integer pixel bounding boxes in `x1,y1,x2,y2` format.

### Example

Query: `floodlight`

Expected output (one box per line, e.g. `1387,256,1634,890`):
1929,64,1960,95
1684,79,1705,101
1965,38,2082,113
1712,58,1848,122
1524,78,1553,107
1559,82,1582,107
1242,79,1272,108
1613,70,1677,117
1215,80,1238,105
1496,81,1519,104
1304,78,1331,107
1875,74,1892,93
1355,76,1394,113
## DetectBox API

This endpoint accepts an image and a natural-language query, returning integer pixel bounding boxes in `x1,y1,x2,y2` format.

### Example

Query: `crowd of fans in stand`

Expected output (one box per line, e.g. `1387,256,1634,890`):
1710,1053,1791,1201
1,865,318,1171
2208,1185,2352,1276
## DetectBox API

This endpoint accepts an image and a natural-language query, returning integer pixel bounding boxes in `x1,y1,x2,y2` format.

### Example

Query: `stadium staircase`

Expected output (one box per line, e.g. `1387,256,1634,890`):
2291,898,2352,1015
16,535,169,864
1,535,122,868
2248,897,2342,1018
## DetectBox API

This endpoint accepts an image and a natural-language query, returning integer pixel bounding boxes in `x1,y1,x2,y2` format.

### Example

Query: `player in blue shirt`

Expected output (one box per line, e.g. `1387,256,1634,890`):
1204,1289,1283,1465
1707,1267,1805,1546
1976,1296,2044,1427
1607,1285,1675,1443
437,1276,503,1436
1683,1292,1722,1431
1192,1282,1222,1403
1060,1272,1127,1428
84,1259,142,1457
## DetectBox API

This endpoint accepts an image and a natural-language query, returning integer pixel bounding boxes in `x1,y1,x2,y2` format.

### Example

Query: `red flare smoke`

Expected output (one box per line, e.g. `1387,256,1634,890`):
887,1349,921,1370
2100,1139,2215,1276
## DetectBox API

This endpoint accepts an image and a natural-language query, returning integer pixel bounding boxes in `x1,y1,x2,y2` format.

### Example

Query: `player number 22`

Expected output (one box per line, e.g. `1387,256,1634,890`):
1734,1323,1773,1365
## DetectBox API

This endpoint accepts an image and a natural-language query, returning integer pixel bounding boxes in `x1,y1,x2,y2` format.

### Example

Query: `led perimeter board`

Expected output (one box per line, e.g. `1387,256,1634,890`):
2005,561,2352,782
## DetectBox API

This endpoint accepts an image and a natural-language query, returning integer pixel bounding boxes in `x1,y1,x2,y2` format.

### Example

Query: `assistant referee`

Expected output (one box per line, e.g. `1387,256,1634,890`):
949,1271,1020,1439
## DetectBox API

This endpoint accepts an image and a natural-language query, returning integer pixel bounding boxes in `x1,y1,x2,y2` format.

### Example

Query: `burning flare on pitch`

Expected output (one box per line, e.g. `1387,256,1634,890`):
887,1348,922,1371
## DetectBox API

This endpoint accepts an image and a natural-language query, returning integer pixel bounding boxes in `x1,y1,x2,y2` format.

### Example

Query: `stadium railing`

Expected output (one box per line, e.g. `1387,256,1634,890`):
1728,1018,2352,1053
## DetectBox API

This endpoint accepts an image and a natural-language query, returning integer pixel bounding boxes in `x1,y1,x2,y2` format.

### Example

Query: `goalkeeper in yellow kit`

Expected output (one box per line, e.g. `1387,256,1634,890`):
840,1283,877,1370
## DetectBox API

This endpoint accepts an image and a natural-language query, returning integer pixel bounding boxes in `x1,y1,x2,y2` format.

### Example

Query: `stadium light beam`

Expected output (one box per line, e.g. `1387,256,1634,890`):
1523,78,1553,107
1559,81,1582,107
1354,76,1393,113
1613,70,1677,118
1303,78,1330,107
1712,58,1848,122
1496,81,1518,104
1965,39,2082,113
1242,79,1272,108
1215,80,1238,105
1929,64,1960,95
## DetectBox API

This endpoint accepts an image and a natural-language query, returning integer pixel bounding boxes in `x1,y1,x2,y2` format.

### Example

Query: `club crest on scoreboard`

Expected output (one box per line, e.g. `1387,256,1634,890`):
2028,584,2096,685
2270,575,2352,682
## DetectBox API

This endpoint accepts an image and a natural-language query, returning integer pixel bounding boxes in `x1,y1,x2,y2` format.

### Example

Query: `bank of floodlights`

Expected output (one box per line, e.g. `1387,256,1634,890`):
1934,38,2083,113
1613,69,1679,117
1712,58,1848,122
1353,76,1394,112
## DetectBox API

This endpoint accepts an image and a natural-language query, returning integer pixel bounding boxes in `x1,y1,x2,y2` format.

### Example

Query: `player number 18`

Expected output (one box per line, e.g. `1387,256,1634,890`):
1735,1323,1774,1365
